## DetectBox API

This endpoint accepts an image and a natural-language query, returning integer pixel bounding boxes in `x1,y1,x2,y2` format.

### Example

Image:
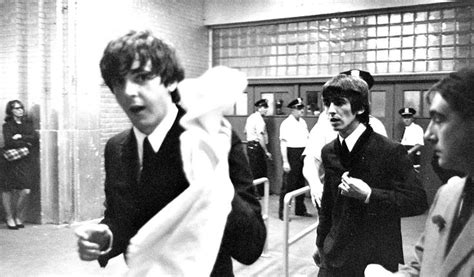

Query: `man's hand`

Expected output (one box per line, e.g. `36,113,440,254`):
309,184,322,208
312,247,322,267
12,134,22,140
75,223,112,261
282,161,291,173
364,264,394,276
338,172,371,201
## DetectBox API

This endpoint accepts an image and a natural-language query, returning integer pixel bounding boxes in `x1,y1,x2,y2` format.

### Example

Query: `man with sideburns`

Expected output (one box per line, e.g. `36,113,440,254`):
313,73,427,277
365,66,474,277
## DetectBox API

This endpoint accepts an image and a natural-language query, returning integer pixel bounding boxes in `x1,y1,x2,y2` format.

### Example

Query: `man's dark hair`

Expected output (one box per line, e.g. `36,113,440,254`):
427,66,474,119
322,74,370,124
100,30,185,103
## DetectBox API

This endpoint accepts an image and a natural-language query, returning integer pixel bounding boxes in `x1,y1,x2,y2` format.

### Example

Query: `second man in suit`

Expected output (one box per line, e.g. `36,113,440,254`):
313,73,428,277
365,66,474,277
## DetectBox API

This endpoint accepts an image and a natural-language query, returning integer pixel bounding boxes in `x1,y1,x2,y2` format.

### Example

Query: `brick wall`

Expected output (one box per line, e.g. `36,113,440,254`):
77,0,209,220
95,0,208,214
0,0,50,222
96,0,209,130
0,0,209,223
0,0,23,138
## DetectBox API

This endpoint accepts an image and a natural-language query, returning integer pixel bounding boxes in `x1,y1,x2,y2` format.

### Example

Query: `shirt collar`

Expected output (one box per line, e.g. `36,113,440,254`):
290,114,300,122
133,105,178,161
338,123,367,152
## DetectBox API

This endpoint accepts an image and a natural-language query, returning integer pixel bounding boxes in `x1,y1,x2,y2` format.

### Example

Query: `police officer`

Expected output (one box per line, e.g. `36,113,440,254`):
245,99,272,197
278,98,311,220
399,107,424,171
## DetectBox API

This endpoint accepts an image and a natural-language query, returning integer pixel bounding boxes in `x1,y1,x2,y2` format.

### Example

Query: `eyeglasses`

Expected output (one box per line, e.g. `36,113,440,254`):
12,106,23,110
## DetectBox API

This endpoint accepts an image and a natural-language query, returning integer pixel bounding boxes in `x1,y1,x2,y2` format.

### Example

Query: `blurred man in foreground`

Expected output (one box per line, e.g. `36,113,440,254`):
365,67,474,277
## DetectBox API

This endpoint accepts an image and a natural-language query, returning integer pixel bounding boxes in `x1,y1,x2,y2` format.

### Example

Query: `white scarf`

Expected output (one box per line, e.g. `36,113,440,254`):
126,66,248,276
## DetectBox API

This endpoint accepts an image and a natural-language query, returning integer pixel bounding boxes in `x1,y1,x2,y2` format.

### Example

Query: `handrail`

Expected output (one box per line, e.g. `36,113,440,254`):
282,186,319,277
252,177,270,256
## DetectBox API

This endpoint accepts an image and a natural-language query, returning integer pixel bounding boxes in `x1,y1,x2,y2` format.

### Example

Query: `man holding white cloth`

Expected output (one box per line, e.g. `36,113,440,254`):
75,30,266,276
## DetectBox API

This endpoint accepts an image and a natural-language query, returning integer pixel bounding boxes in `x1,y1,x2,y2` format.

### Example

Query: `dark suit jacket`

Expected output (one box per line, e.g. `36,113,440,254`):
317,125,427,275
98,106,266,276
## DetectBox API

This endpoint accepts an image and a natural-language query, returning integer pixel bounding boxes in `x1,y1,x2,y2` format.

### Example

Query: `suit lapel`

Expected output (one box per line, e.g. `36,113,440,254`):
441,216,473,276
121,129,140,186
411,177,468,277
347,125,373,167
423,183,462,270
440,178,473,276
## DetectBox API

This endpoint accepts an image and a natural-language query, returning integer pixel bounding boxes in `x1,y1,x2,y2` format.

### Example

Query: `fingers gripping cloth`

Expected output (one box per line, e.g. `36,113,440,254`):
126,66,248,276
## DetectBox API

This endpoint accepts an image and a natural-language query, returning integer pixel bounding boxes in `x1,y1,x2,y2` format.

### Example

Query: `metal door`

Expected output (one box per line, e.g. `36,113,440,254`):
254,85,296,116
370,83,396,139
394,81,443,205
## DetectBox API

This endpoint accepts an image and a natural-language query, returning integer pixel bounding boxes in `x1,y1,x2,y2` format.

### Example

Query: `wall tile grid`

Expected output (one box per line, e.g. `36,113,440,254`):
212,4,474,77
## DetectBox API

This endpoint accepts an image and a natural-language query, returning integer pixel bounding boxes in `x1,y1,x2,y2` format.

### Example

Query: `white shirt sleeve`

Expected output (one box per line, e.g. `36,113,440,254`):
303,118,335,161
369,116,388,137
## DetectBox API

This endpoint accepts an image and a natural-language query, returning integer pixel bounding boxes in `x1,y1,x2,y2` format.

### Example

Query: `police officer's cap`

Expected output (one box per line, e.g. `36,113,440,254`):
254,99,268,108
287,97,305,109
339,69,374,89
399,107,416,117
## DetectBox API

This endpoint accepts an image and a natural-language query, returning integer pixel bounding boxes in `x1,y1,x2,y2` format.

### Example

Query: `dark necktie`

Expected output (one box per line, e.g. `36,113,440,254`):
141,137,154,181
340,139,350,167
446,178,473,256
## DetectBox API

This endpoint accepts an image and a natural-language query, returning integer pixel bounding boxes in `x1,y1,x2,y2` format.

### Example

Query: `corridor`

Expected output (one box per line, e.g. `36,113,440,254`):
0,195,427,276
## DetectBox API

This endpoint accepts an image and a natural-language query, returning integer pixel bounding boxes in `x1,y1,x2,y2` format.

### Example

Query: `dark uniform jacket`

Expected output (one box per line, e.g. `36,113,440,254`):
317,125,428,275
98,106,266,276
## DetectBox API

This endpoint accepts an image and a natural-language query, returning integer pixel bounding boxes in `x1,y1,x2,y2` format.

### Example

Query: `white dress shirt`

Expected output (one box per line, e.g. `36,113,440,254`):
244,111,268,143
279,114,309,148
338,122,367,152
401,122,425,146
303,112,387,161
133,105,178,169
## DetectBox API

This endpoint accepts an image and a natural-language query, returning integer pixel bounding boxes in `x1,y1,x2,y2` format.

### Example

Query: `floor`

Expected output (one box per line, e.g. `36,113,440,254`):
0,195,427,276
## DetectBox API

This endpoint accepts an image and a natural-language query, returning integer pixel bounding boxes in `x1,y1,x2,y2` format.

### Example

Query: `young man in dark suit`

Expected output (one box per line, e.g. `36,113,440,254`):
313,74,428,277
75,30,266,276
366,66,474,277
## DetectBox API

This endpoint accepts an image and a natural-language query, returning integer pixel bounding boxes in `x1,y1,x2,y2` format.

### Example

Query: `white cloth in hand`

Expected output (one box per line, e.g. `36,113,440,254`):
126,66,247,277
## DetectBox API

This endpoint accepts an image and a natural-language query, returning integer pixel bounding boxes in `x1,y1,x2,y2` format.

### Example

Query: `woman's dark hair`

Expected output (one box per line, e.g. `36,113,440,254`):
427,66,474,119
5,100,25,122
322,74,370,124
100,30,185,103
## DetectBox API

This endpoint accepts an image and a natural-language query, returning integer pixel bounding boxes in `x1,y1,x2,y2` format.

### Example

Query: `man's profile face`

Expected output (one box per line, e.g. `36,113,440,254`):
112,59,176,135
327,96,360,138
425,92,474,172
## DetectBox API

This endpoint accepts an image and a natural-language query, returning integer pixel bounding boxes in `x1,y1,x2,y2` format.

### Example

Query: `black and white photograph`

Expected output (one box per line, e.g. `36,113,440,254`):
0,1,472,276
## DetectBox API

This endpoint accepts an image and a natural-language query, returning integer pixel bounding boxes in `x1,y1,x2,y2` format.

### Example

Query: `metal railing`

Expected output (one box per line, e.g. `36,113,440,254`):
282,186,319,277
252,177,270,256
